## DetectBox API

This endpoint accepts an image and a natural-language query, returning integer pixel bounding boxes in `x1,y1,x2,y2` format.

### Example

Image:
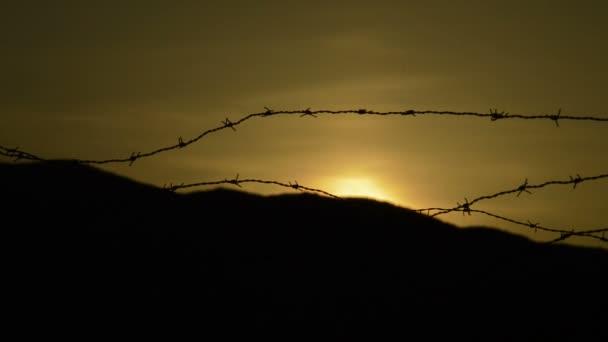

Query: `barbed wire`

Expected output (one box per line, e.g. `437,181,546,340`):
163,173,342,199
429,208,607,244
0,146,44,162
417,173,608,217
2,107,606,246
413,174,608,244
1,107,606,165
159,171,607,245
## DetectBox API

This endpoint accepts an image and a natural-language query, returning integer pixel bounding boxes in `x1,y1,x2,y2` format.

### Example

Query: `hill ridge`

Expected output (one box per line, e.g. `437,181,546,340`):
2,160,607,339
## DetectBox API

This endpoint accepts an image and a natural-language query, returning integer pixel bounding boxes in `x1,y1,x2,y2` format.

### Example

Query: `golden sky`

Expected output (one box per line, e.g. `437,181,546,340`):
1,1,607,247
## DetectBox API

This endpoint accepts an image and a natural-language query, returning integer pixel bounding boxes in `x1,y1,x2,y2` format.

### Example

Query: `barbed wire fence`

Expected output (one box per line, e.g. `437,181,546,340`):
2,108,607,245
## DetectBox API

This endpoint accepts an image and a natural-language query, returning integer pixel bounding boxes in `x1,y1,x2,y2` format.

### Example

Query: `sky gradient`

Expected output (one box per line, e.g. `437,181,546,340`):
1,1,607,247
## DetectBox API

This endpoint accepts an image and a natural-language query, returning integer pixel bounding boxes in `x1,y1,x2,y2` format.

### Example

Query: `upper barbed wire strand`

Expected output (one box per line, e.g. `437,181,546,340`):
1,108,606,165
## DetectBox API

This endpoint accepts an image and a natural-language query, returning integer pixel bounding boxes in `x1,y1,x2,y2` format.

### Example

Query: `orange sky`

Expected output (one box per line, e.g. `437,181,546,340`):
1,1,607,247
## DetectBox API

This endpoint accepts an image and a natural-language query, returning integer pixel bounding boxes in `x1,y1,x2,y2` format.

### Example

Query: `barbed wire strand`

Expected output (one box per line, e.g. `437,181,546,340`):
1,108,607,165
417,173,608,217
163,174,342,199
0,146,44,162
437,208,608,244
412,174,608,244
161,172,606,245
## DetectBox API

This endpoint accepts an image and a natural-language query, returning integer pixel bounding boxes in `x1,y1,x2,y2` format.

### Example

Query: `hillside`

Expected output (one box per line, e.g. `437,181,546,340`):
2,160,606,340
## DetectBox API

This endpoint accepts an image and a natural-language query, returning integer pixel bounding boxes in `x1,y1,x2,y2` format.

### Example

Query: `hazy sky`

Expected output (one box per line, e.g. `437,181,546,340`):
1,1,607,247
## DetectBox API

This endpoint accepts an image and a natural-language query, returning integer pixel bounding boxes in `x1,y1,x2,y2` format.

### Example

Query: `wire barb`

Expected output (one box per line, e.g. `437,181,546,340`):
517,178,532,197
164,182,183,192
222,118,237,131
225,173,242,187
129,152,140,166
457,198,472,216
0,145,44,162
9,146,22,161
178,137,186,148
300,108,317,118
550,108,562,127
490,108,509,121
570,174,582,189
527,220,540,233
263,107,274,116
289,180,302,191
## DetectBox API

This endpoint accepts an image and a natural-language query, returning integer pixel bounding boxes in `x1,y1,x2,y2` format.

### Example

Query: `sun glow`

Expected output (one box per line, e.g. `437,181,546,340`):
329,177,394,203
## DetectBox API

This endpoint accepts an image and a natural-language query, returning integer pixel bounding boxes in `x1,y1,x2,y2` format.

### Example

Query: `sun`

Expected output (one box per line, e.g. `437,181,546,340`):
329,177,394,203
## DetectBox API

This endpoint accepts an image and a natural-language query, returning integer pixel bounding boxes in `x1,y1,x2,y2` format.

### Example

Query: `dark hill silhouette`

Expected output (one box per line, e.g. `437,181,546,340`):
3,160,607,340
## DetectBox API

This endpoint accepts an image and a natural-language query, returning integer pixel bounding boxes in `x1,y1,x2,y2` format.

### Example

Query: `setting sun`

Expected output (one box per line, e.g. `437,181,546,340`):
328,177,394,203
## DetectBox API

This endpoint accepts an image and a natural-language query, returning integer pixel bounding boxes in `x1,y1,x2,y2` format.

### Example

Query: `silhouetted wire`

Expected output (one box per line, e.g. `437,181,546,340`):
413,174,608,243
2,107,607,245
166,171,607,244
1,108,606,165
417,174,608,217
0,146,44,162
469,209,607,244
416,206,607,243
164,174,342,199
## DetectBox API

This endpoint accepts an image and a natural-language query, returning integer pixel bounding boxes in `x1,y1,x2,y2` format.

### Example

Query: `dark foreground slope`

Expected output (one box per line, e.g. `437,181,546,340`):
2,161,607,340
